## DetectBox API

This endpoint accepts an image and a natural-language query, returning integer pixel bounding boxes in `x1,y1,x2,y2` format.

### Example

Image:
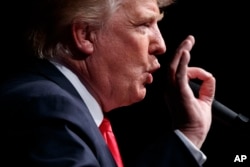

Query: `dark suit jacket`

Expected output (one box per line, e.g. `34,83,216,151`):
0,57,201,167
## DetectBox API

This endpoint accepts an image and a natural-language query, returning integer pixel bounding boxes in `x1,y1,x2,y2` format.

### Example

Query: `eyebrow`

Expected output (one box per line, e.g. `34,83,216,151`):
128,5,165,25
143,12,164,22
158,12,164,21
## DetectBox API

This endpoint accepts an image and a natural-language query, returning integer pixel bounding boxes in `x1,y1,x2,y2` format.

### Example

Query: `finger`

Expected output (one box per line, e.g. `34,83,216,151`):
176,35,195,52
170,35,195,79
188,67,216,103
199,76,216,103
175,50,195,100
176,50,190,86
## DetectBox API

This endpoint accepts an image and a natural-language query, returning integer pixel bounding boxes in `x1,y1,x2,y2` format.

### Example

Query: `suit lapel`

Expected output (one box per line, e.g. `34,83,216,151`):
32,58,83,101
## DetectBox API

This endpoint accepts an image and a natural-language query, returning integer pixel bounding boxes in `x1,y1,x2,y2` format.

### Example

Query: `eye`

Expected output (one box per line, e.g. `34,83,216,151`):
141,22,151,27
133,20,154,34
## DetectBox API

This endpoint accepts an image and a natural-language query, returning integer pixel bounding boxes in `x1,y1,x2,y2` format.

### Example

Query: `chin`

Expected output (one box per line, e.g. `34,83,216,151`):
123,86,147,106
134,88,147,103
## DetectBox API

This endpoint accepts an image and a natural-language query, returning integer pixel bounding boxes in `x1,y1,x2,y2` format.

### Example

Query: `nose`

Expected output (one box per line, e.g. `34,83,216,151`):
149,25,166,55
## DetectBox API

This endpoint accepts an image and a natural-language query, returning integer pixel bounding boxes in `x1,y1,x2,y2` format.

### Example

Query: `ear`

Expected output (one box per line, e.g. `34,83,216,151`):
72,22,94,55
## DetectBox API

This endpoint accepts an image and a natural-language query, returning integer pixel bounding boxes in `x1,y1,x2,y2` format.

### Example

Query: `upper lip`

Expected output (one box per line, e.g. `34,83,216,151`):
147,56,161,73
147,65,160,74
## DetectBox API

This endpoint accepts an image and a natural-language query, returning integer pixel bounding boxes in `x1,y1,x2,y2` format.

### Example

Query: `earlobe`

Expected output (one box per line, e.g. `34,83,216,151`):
72,22,94,55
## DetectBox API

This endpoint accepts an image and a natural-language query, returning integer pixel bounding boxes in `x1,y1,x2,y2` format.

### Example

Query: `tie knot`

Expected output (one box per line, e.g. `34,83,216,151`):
99,117,124,167
99,117,112,133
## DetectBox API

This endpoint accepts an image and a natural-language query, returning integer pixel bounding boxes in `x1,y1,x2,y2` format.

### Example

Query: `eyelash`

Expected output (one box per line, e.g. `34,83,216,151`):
142,23,151,27
135,23,150,34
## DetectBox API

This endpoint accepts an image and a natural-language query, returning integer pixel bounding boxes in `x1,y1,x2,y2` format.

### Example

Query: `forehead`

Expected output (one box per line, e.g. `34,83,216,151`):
120,0,160,16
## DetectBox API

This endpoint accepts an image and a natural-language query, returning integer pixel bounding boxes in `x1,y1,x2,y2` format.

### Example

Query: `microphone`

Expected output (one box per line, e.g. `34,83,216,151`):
189,81,249,129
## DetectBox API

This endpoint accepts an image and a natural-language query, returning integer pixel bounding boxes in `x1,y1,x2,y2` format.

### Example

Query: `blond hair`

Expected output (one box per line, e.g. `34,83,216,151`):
27,0,173,59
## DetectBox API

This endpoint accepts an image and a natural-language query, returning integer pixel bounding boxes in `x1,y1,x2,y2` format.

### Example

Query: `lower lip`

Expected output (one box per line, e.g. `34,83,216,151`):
146,73,153,84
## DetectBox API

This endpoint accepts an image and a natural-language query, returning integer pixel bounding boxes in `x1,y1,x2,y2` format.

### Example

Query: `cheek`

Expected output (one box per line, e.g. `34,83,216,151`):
117,40,149,69
103,40,146,73
109,52,149,106
96,29,149,91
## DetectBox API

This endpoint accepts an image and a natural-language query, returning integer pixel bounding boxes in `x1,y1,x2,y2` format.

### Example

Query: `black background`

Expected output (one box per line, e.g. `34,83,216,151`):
159,0,250,166
112,0,250,166
1,0,249,166
159,0,250,117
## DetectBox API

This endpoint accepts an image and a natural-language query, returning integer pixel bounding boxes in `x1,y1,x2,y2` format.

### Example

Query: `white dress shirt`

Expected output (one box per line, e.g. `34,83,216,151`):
50,60,206,165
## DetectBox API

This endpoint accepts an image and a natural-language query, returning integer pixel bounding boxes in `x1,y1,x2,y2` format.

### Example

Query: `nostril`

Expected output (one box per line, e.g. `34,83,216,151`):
149,37,166,55
150,44,166,56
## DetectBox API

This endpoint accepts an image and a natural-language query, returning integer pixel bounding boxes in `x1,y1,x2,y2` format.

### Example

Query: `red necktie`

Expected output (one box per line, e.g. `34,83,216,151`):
99,117,124,167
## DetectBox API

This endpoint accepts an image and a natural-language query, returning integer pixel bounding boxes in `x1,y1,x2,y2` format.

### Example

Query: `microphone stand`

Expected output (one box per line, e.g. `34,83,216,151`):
189,81,250,131
212,100,250,131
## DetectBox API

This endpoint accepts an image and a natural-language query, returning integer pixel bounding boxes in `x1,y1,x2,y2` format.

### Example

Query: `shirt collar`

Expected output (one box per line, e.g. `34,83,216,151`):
50,60,104,126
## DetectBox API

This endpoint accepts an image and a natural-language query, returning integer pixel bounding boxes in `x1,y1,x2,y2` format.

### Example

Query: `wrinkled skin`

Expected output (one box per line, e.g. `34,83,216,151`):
63,0,216,149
